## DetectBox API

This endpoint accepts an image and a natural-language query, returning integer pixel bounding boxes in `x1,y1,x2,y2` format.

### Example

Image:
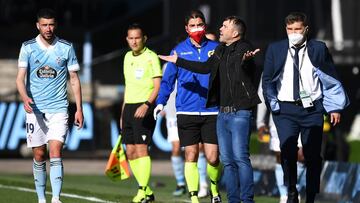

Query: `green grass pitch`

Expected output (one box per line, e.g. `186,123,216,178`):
0,173,282,203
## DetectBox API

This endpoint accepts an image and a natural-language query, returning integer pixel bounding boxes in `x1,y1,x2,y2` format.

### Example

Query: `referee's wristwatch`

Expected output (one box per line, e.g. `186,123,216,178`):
144,101,152,107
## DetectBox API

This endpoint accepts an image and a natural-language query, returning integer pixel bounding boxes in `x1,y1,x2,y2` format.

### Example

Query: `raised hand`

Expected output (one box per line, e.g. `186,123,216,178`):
243,48,261,61
158,51,178,63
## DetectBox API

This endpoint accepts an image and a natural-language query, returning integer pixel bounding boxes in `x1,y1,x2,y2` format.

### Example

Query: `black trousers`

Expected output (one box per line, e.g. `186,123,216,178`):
273,100,324,195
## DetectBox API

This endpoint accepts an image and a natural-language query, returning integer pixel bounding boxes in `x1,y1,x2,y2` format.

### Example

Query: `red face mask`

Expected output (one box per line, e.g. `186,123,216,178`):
188,27,206,44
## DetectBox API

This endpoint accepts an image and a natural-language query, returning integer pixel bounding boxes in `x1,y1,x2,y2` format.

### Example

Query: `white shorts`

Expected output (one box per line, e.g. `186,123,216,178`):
269,125,302,152
166,117,179,142
26,112,69,148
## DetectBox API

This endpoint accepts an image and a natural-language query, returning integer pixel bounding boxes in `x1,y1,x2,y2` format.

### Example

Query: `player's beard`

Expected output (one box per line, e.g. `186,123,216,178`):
41,32,55,44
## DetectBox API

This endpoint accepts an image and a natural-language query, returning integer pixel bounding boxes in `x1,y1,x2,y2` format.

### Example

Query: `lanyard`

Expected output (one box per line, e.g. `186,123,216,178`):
288,45,307,91
288,45,306,71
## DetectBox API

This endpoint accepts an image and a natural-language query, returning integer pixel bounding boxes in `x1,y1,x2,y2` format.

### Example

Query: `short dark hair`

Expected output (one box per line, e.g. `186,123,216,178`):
223,16,247,38
127,23,146,37
285,12,308,26
37,8,57,21
184,10,206,25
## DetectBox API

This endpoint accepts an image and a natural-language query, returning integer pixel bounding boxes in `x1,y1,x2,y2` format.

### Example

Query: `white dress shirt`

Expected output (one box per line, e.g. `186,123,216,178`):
276,41,322,102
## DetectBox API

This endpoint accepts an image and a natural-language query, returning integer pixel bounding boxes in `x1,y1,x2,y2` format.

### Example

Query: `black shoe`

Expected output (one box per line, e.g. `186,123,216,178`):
287,191,299,203
211,195,222,203
145,193,155,203
210,188,222,203
305,193,316,203
172,185,186,196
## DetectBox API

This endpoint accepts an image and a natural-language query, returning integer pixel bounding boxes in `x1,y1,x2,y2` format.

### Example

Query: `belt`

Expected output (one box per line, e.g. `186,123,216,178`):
281,100,303,106
219,106,238,113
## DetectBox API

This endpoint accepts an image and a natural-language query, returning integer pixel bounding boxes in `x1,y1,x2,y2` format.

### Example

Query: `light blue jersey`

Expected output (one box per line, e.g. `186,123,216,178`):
18,35,80,113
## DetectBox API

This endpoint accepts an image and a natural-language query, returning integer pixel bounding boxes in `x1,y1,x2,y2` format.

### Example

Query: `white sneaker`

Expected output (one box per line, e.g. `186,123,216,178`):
198,185,208,198
51,197,62,203
279,196,287,203
38,199,46,203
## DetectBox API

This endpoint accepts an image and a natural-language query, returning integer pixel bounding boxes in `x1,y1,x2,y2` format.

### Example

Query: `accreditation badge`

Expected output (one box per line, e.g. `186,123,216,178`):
300,90,314,108
135,68,144,80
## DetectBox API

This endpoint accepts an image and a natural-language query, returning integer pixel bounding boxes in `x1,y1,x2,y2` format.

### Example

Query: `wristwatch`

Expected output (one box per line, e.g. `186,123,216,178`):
144,101,151,107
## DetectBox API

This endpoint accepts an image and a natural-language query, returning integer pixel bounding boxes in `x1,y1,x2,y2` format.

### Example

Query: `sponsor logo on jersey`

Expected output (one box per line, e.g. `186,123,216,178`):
208,50,215,57
180,51,193,55
56,57,66,66
37,66,57,78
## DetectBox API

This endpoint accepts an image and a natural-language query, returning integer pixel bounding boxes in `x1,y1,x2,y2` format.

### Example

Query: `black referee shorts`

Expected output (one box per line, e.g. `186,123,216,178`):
176,114,218,147
122,103,155,145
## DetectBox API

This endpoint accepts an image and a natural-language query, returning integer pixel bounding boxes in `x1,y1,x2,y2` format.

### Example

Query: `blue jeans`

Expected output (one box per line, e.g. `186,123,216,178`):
217,110,254,203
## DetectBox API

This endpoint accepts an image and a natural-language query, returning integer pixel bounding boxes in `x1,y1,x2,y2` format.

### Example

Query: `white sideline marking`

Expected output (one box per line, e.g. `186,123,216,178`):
0,184,117,203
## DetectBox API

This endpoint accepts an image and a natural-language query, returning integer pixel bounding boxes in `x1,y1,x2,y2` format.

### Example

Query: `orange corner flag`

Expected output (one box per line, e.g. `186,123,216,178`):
105,134,130,181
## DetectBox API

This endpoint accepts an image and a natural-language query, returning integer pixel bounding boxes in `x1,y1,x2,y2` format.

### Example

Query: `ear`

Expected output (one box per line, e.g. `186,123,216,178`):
36,23,40,30
232,30,239,38
143,35,148,43
185,25,190,34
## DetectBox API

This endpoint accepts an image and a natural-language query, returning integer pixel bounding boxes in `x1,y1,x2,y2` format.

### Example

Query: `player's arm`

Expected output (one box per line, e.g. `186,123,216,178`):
69,70,84,129
16,68,33,113
153,51,179,119
159,53,211,74
134,77,161,118
159,46,221,74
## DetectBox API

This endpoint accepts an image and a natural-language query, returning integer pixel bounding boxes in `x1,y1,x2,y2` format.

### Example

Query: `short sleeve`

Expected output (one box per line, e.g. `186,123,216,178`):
67,44,80,71
18,44,28,68
150,53,162,78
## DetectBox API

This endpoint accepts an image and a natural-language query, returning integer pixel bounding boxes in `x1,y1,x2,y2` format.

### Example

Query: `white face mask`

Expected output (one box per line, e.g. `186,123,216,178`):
288,33,304,45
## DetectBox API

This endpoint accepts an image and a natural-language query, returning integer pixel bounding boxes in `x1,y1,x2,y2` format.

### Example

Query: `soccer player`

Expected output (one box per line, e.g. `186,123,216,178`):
158,16,261,203
120,23,162,203
16,8,84,203
161,64,209,198
154,10,222,203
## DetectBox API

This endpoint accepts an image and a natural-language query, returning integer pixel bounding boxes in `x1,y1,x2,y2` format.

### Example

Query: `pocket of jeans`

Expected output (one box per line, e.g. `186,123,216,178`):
235,109,251,117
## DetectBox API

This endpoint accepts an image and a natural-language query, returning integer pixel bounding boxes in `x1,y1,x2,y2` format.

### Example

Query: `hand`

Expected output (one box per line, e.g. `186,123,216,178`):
330,112,341,126
257,125,270,143
242,48,260,61
22,97,34,113
74,110,84,129
158,51,178,63
153,104,164,120
134,104,148,118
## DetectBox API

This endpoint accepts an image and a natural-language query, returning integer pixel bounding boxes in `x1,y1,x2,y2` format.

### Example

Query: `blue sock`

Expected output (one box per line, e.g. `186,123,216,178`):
33,159,47,201
275,163,287,197
197,152,207,187
171,156,185,186
50,158,63,199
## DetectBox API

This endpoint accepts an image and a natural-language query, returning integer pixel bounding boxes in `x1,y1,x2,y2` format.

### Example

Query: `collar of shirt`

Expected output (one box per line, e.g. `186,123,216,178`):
224,39,239,51
288,40,307,50
36,35,59,50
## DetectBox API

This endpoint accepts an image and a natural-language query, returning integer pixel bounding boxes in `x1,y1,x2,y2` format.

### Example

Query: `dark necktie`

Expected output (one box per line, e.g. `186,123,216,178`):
292,46,303,101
